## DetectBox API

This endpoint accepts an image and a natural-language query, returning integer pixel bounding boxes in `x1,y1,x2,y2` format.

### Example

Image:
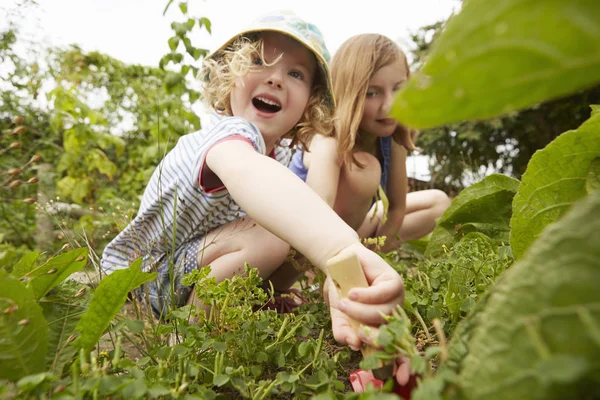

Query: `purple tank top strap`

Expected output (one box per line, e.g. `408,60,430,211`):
289,149,308,181
379,136,392,192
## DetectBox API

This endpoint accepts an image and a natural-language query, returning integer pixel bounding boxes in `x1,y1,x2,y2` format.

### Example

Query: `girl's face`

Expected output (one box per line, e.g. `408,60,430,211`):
230,32,317,149
359,57,408,137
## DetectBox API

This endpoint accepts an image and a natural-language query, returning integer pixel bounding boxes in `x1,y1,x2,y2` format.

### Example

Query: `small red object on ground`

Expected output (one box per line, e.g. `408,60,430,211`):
350,368,420,399
349,369,384,392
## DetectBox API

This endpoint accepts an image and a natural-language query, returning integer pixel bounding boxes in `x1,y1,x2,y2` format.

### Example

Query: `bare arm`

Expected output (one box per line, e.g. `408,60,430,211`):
206,139,404,349
206,139,358,269
304,135,341,208
376,140,408,252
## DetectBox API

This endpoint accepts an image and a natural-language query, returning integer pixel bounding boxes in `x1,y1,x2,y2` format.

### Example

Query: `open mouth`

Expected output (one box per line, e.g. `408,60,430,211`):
252,96,282,113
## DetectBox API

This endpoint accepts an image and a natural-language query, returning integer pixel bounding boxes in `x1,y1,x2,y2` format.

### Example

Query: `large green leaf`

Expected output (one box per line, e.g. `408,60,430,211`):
20,248,88,300
0,272,48,381
41,280,92,374
10,252,40,279
391,0,600,129
455,191,600,400
74,260,155,353
510,113,600,259
425,174,520,257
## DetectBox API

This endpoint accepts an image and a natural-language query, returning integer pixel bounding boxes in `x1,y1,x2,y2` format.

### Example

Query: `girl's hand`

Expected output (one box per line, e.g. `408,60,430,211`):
324,242,404,349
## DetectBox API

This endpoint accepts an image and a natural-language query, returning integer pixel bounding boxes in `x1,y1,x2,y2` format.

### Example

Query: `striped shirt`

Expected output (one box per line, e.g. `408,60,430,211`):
100,113,292,274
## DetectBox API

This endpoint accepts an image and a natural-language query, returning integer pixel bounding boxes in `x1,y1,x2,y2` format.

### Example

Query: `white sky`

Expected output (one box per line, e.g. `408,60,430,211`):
4,0,462,180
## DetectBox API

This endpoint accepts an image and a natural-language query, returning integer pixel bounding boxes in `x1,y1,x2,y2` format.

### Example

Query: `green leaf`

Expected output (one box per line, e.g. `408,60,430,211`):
11,253,39,279
591,104,600,116
16,372,52,391
57,176,91,204
424,346,442,360
41,280,92,374
586,157,600,194
162,0,174,15
191,48,206,61
426,174,520,257
0,272,48,380
63,128,82,153
456,191,600,400
391,0,600,129
536,355,590,387
171,22,189,36
213,374,229,387
510,113,600,259
168,36,180,51
88,149,117,179
22,248,87,300
199,17,212,34
74,260,155,352
410,355,427,375
178,2,187,14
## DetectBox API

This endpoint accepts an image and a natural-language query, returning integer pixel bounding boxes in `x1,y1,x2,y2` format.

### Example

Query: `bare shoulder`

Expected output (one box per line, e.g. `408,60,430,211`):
309,134,338,154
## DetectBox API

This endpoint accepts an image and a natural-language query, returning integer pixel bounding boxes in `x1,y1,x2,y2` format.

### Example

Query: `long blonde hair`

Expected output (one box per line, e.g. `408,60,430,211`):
331,34,417,167
201,34,333,148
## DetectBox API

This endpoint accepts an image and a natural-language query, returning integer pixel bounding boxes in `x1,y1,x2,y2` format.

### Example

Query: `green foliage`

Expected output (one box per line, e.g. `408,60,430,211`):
453,191,600,400
400,233,513,334
510,112,600,259
393,0,600,129
0,271,48,380
18,247,87,300
425,174,520,257
74,259,155,353
41,280,92,374
408,13,600,191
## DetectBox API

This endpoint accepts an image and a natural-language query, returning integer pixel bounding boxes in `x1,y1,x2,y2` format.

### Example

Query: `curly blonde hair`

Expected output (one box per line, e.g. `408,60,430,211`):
331,34,418,167
200,34,334,148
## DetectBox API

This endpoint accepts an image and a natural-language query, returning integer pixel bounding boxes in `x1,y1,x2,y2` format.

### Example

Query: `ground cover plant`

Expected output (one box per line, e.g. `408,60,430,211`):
1,0,599,398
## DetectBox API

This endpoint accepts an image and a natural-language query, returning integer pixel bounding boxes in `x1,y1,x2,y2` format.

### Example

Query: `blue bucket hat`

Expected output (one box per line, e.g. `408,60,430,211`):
207,11,334,108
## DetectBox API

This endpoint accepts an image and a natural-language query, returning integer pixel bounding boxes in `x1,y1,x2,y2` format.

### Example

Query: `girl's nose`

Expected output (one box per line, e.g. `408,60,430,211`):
382,92,394,113
265,68,284,89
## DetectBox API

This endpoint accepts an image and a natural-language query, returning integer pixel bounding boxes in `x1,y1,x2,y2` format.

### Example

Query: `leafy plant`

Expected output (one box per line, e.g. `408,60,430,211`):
424,174,519,257
392,0,600,129
449,191,600,400
510,111,600,259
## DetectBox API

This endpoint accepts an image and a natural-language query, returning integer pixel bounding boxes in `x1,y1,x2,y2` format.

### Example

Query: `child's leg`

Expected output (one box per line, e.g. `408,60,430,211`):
356,189,451,243
186,216,290,312
399,189,451,240
333,151,382,231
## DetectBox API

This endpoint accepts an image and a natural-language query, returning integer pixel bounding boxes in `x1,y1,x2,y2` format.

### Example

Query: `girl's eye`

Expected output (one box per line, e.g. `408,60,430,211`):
253,58,264,66
366,91,378,98
289,71,303,80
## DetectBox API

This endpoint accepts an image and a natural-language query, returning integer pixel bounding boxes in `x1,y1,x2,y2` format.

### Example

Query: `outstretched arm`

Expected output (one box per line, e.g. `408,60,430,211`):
206,139,356,268
206,140,404,348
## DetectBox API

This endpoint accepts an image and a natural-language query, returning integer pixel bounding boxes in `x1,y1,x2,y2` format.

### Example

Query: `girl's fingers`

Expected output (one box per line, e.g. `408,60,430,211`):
395,357,411,386
338,298,398,326
357,325,381,348
347,277,404,304
330,307,361,350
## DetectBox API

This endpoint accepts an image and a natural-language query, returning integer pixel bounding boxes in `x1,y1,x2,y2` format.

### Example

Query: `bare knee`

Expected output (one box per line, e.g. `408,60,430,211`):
249,226,290,267
430,189,451,217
